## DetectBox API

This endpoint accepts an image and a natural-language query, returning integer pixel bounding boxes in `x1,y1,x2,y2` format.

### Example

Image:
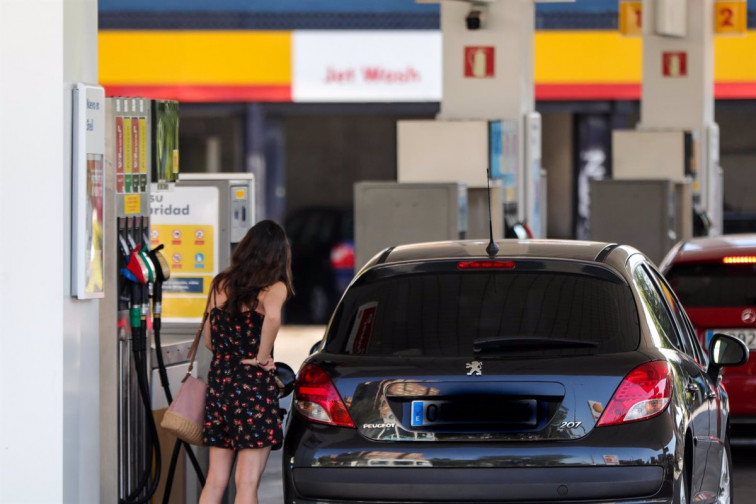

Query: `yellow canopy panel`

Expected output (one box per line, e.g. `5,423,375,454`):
98,29,756,102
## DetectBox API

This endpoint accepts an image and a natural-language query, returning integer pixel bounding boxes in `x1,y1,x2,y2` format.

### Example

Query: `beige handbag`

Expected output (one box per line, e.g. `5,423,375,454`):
160,309,208,446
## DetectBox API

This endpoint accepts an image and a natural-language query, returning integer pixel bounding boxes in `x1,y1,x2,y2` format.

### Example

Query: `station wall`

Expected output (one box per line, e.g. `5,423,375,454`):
718,107,756,214
284,114,417,213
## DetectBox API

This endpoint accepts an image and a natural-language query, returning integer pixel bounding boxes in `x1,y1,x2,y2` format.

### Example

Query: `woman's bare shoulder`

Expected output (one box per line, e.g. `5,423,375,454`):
269,280,287,292
261,281,287,300
211,279,229,305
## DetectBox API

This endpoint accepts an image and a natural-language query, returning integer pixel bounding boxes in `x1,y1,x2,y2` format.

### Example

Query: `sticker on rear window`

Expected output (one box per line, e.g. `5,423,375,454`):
346,301,378,354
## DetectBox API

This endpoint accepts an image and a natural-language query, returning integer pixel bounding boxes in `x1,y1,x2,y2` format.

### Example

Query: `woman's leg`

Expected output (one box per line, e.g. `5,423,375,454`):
199,446,236,504
234,447,272,504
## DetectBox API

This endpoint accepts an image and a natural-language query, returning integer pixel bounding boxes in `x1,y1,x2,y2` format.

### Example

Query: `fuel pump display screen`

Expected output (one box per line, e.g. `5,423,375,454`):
151,186,219,322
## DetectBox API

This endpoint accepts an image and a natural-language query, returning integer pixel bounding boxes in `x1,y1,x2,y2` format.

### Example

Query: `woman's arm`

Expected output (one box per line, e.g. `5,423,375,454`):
256,281,287,370
203,285,220,350
203,309,213,351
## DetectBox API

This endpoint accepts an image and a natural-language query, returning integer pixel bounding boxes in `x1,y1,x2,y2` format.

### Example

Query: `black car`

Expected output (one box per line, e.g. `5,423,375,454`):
283,239,749,504
284,206,355,324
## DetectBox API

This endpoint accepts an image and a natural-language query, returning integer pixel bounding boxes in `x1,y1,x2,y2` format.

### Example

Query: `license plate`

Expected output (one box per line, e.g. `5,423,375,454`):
706,329,756,350
410,399,536,427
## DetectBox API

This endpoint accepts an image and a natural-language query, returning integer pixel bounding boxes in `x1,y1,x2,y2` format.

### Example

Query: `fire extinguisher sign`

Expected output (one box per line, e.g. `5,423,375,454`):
662,51,687,78
464,46,495,78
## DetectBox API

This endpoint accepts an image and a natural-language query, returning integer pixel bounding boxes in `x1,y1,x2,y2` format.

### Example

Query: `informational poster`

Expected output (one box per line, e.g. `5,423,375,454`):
489,120,518,203
150,186,219,322
72,83,105,299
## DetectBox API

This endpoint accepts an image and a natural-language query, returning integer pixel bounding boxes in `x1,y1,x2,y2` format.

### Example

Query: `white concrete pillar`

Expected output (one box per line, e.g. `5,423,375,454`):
437,0,543,236
1,0,101,502
438,0,534,122
640,0,714,128
639,0,721,234
1,0,65,502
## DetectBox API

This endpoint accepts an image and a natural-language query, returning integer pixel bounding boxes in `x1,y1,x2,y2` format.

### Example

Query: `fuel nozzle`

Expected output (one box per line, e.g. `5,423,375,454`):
149,243,171,327
129,282,143,333
149,243,171,283
120,244,156,339
124,244,153,285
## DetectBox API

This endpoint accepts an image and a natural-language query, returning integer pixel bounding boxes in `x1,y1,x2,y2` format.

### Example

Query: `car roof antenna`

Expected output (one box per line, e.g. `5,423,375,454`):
485,169,499,259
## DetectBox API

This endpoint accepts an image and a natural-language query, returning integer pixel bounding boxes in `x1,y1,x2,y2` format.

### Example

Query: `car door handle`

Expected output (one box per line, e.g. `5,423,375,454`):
686,383,700,394
685,383,708,400
687,382,716,400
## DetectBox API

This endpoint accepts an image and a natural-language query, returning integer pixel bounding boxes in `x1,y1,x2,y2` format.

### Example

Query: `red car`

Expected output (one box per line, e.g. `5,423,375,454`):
660,234,756,425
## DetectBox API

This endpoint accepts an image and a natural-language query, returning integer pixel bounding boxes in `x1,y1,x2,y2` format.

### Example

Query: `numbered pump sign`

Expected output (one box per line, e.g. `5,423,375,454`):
714,0,746,35
618,1,643,36
619,0,747,36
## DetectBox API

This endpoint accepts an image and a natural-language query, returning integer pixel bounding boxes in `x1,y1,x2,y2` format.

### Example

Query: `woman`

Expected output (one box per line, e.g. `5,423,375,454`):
199,220,294,504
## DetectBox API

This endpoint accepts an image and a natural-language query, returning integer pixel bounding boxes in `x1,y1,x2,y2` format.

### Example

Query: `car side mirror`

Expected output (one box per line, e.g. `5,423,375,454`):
310,340,322,355
707,333,750,383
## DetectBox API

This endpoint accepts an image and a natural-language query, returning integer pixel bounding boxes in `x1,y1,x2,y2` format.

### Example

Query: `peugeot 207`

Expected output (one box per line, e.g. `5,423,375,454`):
283,239,748,504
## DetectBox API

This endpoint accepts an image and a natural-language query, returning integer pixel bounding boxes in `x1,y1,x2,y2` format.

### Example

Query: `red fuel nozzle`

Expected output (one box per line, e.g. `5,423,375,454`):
126,245,150,284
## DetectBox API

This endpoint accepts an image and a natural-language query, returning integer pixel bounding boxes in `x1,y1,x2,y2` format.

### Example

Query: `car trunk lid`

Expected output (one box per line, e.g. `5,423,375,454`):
315,352,650,442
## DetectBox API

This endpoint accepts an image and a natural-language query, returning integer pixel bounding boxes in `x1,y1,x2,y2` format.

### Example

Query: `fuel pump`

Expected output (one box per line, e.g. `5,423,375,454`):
101,96,180,503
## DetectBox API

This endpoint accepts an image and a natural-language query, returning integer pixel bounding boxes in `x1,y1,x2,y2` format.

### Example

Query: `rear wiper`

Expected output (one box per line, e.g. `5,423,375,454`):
473,337,599,354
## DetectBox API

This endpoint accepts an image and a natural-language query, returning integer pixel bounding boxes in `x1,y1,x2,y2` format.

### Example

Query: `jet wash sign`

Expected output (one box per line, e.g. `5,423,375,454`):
292,31,442,102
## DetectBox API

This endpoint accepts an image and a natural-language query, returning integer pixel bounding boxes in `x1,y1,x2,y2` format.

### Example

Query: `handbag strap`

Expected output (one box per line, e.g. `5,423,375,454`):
184,287,215,380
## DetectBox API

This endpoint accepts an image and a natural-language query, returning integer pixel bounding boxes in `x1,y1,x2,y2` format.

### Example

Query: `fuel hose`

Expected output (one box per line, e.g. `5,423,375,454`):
150,244,205,500
119,274,161,504
150,276,207,503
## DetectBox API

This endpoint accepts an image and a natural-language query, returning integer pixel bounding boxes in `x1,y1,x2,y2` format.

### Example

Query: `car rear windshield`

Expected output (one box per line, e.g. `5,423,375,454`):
666,263,756,307
325,269,640,358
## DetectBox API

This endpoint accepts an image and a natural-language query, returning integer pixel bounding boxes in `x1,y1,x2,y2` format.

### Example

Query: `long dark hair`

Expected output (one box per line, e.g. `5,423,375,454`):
211,219,294,315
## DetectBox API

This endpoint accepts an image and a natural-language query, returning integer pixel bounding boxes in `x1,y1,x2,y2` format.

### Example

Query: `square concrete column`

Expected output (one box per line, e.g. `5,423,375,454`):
639,0,721,233
433,0,544,236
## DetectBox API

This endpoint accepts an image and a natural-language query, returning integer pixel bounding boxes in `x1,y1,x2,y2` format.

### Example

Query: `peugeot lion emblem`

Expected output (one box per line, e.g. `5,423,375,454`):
742,308,756,324
466,360,483,376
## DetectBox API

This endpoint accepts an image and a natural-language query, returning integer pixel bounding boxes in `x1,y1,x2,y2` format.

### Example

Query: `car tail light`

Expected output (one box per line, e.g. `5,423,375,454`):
458,260,516,269
597,361,671,427
330,242,355,270
723,255,756,264
294,363,355,428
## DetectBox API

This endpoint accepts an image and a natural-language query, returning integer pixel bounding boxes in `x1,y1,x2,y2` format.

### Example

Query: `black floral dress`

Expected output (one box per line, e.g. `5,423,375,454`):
202,307,283,450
